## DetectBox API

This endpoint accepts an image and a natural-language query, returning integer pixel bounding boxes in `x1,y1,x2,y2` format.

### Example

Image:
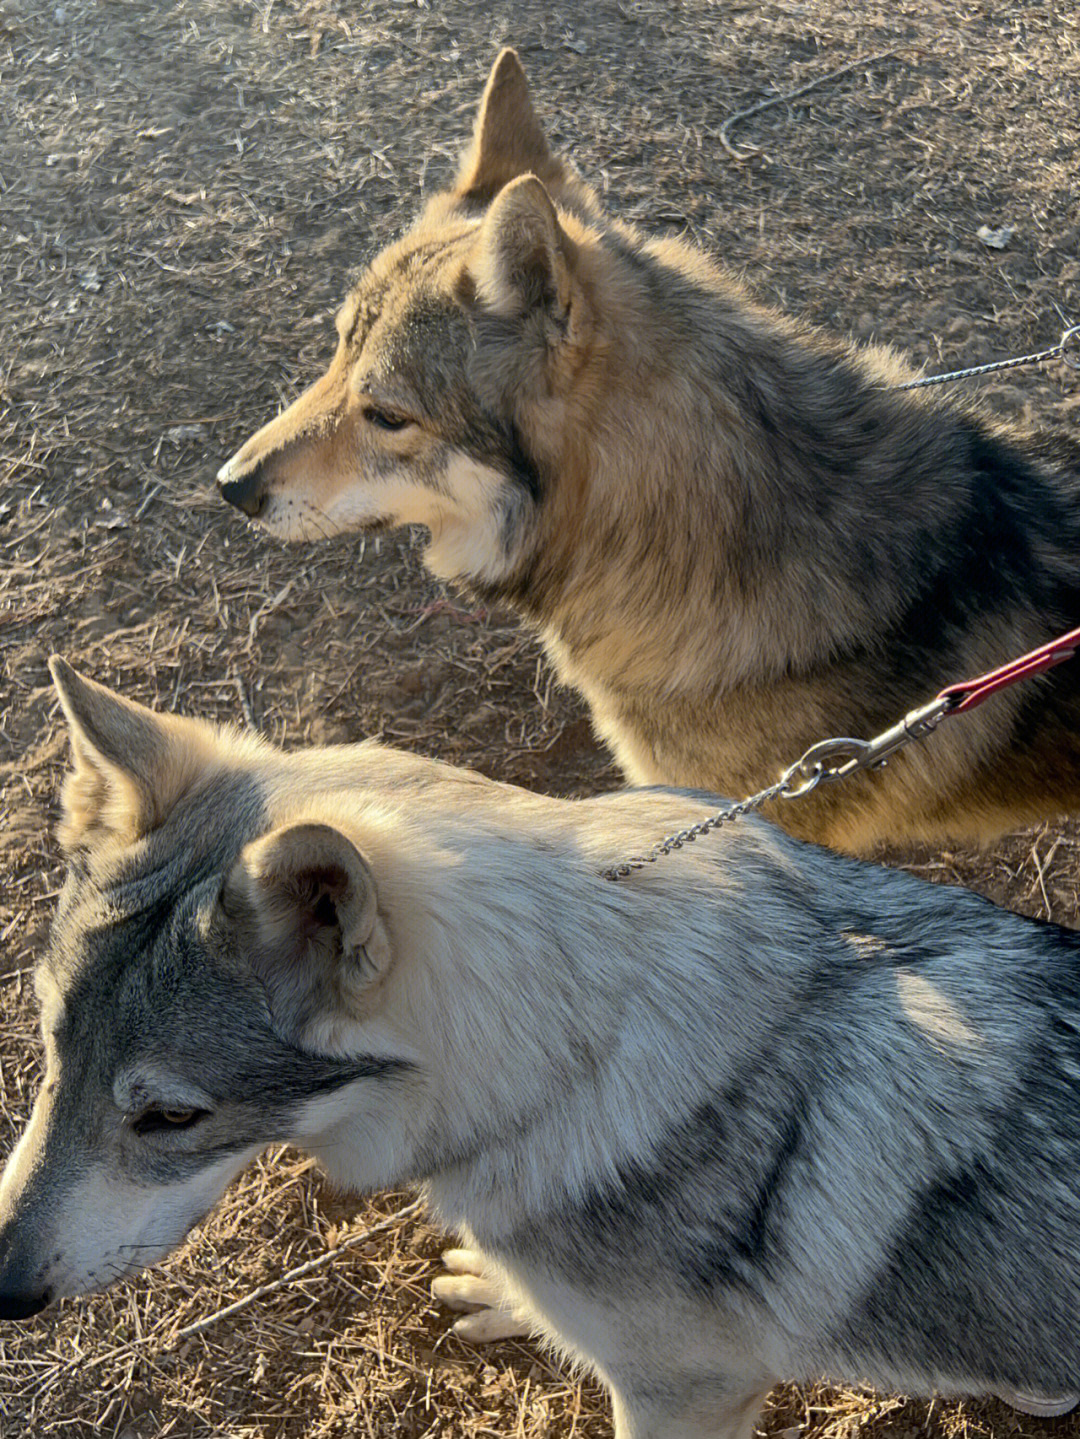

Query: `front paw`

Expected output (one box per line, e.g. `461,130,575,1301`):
432,1248,533,1342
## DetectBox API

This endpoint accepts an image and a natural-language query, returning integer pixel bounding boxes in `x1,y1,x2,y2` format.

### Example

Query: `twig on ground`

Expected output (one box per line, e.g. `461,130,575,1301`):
719,48,900,161
170,1197,424,1343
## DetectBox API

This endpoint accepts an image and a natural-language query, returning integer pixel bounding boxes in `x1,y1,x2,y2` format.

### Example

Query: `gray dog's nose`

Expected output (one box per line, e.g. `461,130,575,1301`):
217,462,267,519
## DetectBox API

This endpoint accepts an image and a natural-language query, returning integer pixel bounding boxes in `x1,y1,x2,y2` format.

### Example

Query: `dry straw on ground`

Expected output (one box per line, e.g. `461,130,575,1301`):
1,0,1079,1435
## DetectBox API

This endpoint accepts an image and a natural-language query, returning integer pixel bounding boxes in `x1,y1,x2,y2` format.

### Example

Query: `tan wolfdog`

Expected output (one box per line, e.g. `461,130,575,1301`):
217,49,1080,854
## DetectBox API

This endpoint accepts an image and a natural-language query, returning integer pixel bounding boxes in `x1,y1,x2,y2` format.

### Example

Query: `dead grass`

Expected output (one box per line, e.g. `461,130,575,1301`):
1,0,1079,1434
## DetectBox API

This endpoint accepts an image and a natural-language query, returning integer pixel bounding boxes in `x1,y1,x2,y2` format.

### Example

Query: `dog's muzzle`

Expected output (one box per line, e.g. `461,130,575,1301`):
217,458,268,519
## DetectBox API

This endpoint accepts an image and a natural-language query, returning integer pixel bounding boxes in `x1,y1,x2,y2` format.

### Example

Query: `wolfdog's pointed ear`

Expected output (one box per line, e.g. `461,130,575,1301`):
50,656,220,850
455,48,563,204
224,822,391,1042
471,175,573,320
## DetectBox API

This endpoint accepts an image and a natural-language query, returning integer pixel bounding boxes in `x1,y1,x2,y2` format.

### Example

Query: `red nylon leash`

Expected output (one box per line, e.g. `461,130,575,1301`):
939,625,1080,713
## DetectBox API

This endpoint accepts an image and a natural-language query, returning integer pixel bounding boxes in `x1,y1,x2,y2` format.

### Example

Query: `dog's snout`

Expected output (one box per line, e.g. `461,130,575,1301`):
0,1221,52,1320
217,461,268,519
0,1287,51,1321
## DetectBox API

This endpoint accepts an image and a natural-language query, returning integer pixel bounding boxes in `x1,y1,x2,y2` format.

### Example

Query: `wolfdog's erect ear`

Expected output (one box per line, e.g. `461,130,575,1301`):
472,175,573,320
454,48,565,204
49,656,221,850
224,822,391,1041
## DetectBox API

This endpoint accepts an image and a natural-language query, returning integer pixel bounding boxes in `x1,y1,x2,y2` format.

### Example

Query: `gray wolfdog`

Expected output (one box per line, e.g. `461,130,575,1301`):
217,48,1080,855
4,660,1080,1436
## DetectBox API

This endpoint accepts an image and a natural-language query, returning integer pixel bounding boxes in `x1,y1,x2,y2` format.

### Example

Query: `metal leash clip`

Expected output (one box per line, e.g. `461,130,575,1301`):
1061,324,1080,373
779,695,953,799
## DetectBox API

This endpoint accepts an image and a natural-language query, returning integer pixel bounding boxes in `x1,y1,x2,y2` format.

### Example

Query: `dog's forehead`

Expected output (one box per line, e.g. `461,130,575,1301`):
343,226,474,355
45,870,215,1042
42,770,269,1019
39,877,285,1121
343,266,497,452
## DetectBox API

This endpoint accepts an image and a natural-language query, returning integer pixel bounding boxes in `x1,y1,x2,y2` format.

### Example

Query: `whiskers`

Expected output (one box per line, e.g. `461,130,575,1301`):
259,495,341,545
294,499,340,543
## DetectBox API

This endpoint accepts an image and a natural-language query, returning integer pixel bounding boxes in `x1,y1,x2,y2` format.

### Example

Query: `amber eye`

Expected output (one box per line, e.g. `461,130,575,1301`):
363,406,411,432
130,1106,208,1136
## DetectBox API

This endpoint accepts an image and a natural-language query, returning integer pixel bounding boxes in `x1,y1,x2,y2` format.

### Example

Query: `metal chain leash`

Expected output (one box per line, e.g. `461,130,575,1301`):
601,777,794,881
892,324,1080,391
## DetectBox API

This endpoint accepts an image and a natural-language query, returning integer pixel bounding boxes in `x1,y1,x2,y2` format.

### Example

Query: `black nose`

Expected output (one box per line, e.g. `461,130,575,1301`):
217,464,267,519
0,1289,51,1321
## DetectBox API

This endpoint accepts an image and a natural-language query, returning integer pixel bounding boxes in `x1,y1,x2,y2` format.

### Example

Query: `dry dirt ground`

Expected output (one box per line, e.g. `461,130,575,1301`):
1,0,1079,1435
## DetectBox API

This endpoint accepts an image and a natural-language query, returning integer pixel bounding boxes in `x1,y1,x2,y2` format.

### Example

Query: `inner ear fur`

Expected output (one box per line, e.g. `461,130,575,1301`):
471,174,574,321
50,656,223,850
225,822,391,1029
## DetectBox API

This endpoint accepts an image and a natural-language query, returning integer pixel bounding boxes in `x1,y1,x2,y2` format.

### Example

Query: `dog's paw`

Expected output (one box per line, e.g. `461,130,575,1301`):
449,1305,534,1343
432,1269,505,1313
432,1247,533,1342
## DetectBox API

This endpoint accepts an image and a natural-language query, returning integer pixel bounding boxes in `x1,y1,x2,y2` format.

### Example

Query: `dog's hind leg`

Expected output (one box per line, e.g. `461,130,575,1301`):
432,1247,534,1342
611,1381,772,1439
